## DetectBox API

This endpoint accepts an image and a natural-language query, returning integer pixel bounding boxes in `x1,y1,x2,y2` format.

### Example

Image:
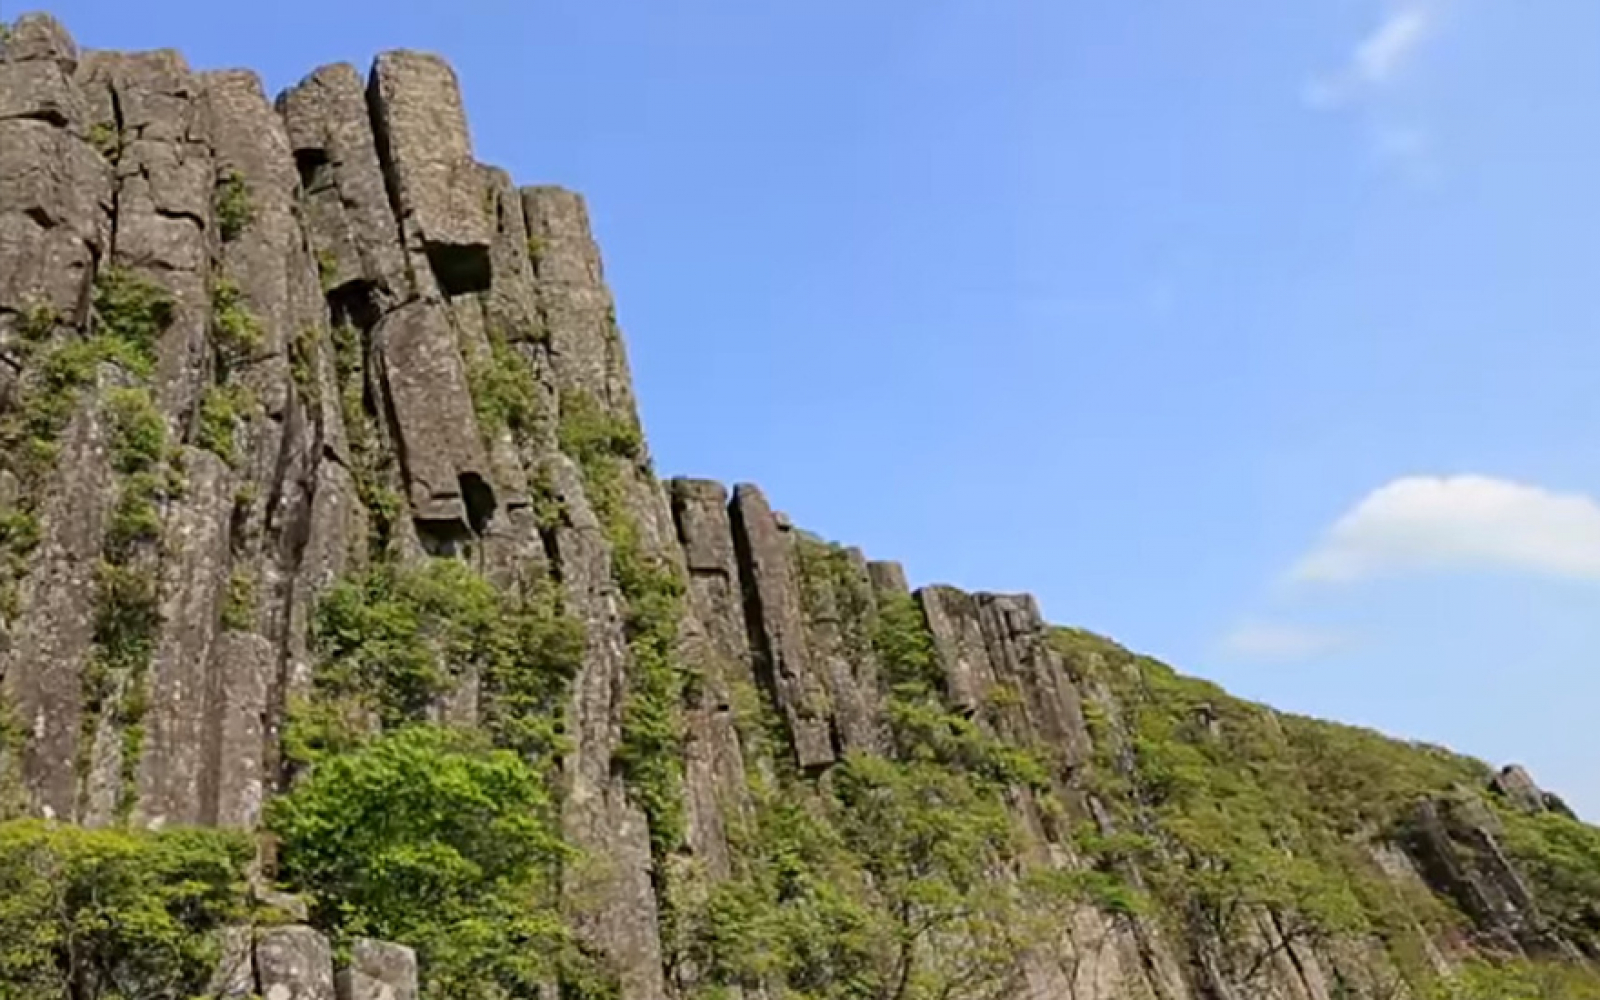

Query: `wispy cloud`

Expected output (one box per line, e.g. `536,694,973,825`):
1306,0,1455,171
1291,475,1600,585
1220,621,1349,663
1307,1,1442,108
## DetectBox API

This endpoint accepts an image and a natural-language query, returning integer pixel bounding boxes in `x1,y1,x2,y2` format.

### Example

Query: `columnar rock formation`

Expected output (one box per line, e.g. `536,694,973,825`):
0,14,1595,1000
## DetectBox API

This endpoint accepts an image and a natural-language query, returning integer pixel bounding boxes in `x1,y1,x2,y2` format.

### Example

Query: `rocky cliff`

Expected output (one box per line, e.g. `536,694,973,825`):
1,14,1597,1000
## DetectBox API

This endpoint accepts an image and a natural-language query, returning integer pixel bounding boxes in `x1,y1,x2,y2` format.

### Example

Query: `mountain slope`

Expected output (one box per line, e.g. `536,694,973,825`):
0,12,1596,1000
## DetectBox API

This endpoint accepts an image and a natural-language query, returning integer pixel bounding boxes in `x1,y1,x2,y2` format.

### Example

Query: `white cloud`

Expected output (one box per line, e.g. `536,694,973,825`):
1308,1,1443,109
1305,0,1458,173
1291,475,1600,585
1221,621,1349,663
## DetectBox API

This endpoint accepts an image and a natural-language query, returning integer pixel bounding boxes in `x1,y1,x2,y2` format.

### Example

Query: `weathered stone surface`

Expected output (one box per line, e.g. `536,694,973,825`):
203,70,301,366
1,13,80,68
336,939,418,1000
206,630,271,828
866,558,909,598
136,447,234,828
1403,794,1557,955
795,536,883,755
368,51,489,295
0,387,118,819
254,881,311,923
79,49,213,429
523,185,638,419
372,298,494,537
280,456,365,707
1490,764,1562,816
479,166,548,350
918,585,994,717
976,593,1094,769
208,926,256,1000
0,114,109,318
0,58,85,126
669,478,756,877
539,452,667,1000
277,62,407,304
730,483,834,769
256,925,337,1000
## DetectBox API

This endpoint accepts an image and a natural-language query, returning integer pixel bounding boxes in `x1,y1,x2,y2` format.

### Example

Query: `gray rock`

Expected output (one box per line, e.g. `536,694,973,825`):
208,631,272,828
372,298,495,538
1490,764,1550,815
537,452,668,1000
668,478,757,877
276,63,407,303
0,59,85,126
208,926,256,999
368,51,490,295
730,483,834,769
336,939,417,1000
0,116,109,316
256,925,337,1000
2,14,79,68
523,185,638,419
135,448,235,828
975,592,1093,769
253,881,311,923
917,585,992,717
867,559,910,598
0,384,120,819
794,535,883,755
78,49,212,430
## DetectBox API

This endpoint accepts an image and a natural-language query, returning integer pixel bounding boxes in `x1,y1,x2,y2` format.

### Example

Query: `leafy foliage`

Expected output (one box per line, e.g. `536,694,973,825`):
195,383,254,466
93,268,174,367
685,581,1122,1000
0,820,250,1000
210,276,263,367
0,269,170,490
467,321,542,447
221,566,258,632
293,559,583,763
269,725,605,1000
213,169,253,243
1428,958,1600,999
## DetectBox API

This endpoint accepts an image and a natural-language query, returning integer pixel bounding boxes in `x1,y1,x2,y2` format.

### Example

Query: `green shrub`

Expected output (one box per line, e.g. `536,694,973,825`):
15,299,58,342
0,819,251,1000
269,725,603,1000
467,322,541,446
289,327,321,403
1428,958,1600,999
87,121,120,161
195,383,254,466
211,276,263,365
93,268,173,370
299,560,584,762
1496,807,1600,945
557,389,642,470
106,387,166,475
222,567,257,632
317,249,339,292
214,169,253,242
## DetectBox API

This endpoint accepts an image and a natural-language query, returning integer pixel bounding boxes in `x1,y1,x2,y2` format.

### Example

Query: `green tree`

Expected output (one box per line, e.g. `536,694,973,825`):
0,820,249,1000
268,725,595,1000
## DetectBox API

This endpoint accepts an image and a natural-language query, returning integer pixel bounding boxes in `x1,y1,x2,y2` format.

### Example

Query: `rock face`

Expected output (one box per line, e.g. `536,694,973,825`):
1,14,1597,1000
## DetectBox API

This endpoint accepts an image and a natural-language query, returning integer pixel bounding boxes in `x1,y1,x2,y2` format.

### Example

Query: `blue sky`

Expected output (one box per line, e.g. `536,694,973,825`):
35,1,1600,818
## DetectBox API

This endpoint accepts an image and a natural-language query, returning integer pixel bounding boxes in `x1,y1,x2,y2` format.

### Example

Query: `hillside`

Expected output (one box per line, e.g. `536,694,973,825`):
0,12,1597,1000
